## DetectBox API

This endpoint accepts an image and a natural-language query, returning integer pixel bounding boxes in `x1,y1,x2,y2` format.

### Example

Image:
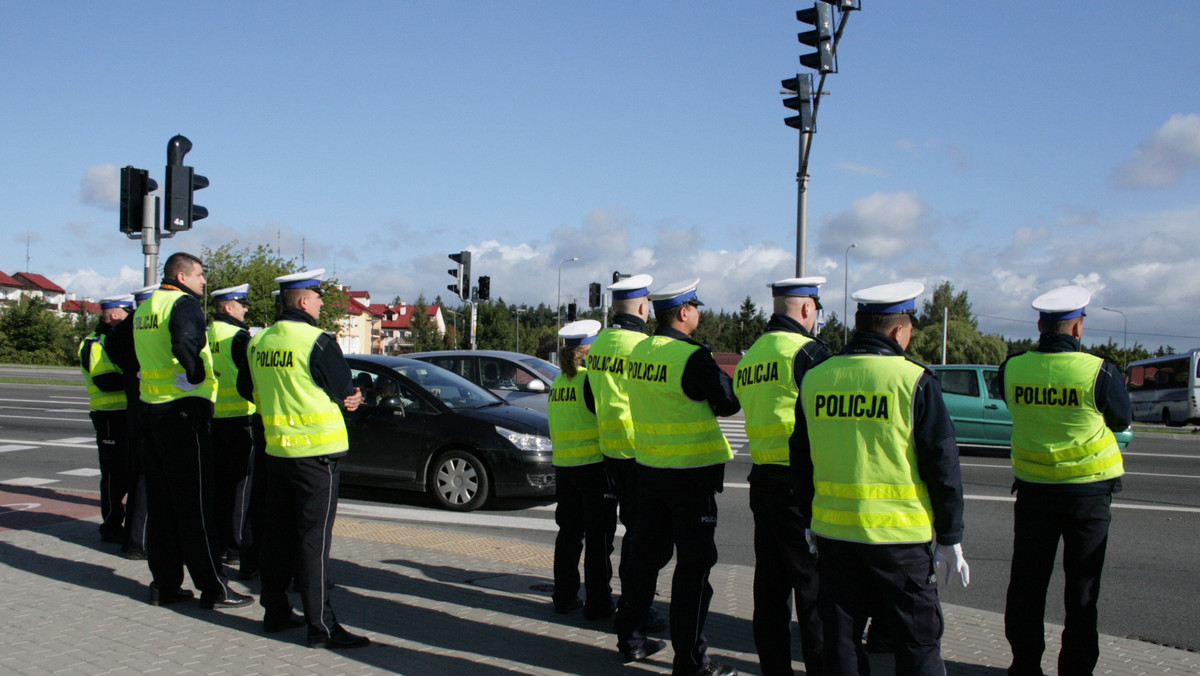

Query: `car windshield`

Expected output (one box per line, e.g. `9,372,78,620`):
518,356,560,382
393,362,505,410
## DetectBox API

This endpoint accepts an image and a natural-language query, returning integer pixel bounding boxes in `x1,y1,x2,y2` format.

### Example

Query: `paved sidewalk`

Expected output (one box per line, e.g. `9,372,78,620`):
0,489,1196,675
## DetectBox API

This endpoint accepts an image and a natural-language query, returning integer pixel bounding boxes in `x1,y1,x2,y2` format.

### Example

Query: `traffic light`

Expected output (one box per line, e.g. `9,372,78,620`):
797,3,834,74
782,75,815,132
567,302,577,322
448,250,471,300
119,166,157,234
477,275,491,301
163,135,208,232
588,282,602,309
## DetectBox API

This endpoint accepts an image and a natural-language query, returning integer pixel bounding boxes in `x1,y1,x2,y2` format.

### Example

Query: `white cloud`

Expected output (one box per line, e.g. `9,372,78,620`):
58,265,144,301
1111,113,1200,189
80,163,120,210
819,191,937,259
836,162,887,178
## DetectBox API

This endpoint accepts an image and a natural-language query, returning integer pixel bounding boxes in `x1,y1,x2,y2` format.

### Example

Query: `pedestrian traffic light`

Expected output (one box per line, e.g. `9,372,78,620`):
782,75,815,132
163,135,208,232
797,3,834,74
119,166,157,234
567,302,577,322
588,282,602,309
448,250,471,300
477,275,491,301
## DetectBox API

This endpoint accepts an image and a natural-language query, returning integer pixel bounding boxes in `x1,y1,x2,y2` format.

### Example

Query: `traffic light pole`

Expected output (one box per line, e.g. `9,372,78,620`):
795,132,811,277
469,300,478,350
141,194,160,287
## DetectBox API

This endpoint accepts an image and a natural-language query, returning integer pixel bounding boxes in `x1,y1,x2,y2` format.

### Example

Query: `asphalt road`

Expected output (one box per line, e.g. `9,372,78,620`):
3,379,1198,651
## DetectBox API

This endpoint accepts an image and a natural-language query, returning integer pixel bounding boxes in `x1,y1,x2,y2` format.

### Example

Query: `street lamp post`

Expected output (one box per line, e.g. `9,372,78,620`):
514,308,526,353
557,256,579,337
844,242,857,343
1102,306,1128,371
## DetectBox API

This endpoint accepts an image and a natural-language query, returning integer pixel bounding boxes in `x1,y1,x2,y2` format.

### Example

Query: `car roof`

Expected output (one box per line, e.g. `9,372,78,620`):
929,364,999,370
346,354,428,368
405,350,539,360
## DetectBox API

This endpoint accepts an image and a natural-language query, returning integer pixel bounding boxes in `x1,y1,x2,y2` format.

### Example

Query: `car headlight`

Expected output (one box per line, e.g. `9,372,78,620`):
496,426,553,452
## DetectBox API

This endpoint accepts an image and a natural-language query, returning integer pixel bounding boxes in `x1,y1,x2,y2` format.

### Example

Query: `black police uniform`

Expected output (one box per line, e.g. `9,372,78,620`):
137,281,245,606
80,321,134,544
790,331,965,676
746,314,829,676
998,333,1132,676
614,325,741,676
209,312,259,562
105,313,148,556
599,312,647,588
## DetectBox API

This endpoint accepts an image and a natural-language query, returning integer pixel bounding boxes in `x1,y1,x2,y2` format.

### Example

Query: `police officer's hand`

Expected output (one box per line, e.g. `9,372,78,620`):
934,543,970,587
804,528,818,555
343,387,363,412
174,372,200,392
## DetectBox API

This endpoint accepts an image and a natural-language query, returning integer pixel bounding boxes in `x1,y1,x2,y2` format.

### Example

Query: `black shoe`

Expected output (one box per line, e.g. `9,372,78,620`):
199,590,254,609
682,661,738,676
148,586,194,606
554,598,584,614
308,625,370,650
238,568,260,581
642,607,669,634
224,549,241,566
619,638,665,664
263,611,306,634
122,548,148,560
582,603,615,620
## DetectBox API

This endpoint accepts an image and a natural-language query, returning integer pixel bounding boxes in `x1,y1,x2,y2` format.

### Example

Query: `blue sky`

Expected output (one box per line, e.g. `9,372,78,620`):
2,2,1198,348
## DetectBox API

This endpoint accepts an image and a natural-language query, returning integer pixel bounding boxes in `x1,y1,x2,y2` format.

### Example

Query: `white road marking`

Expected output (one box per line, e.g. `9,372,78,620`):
0,437,95,449
1,478,60,487
47,437,96,445
0,445,36,453
58,468,101,477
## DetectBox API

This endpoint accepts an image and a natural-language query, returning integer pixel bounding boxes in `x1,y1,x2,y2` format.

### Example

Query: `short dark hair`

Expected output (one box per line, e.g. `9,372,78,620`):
855,310,912,337
656,304,685,327
1038,317,1080,336
281,288,308,310
163,252,203,281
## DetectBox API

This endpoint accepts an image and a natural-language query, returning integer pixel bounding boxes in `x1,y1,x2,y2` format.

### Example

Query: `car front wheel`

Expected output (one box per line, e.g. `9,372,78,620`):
429,450,490,511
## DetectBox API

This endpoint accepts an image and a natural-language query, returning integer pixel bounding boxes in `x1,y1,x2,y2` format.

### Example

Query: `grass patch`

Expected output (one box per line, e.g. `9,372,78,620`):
0,377,84,387
1130,424,1200,436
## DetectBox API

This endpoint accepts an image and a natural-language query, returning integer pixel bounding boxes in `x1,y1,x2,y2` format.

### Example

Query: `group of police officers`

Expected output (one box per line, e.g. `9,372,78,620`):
78,252,1129,672
546,274,1129,676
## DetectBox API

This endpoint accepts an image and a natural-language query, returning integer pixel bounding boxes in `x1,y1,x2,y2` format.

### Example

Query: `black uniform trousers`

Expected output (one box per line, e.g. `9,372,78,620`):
210,415,256,558
121,397,148,554
604,456,639,585
750,477,823,676
552,462,617,613
90,410,132,541
615,464,722,675
816,537,944,676
142,396,235,599
1005,491,1112,676
260,453,342,641
237,415,268,579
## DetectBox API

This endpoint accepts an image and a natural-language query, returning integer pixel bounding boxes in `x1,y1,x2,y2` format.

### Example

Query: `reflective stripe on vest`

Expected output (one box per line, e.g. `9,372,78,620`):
586,327,648,459
79,332,126,411
132,288,217,404
1005,351,1124,484
208,319,256,418
627,336,732,468
802,354,933,543
548,369,602,467
249,320,347,458
734,331,810,465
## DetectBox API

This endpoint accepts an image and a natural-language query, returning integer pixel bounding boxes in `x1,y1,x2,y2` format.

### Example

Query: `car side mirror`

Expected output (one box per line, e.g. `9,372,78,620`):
378,396,406,417
523,379,546,393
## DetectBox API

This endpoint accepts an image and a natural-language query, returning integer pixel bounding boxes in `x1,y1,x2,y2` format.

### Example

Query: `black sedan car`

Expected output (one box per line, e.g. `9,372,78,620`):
341,355,555,511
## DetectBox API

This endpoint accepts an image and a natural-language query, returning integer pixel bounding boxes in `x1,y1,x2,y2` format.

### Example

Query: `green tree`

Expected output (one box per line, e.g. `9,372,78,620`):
409,294,442,352
819,311,846,355
0,296,76,365
201,242,297,327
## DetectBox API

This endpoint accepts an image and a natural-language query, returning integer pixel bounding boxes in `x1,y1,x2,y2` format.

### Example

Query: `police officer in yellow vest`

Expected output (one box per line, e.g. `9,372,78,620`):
207,283,258,566
587,273,665,631
614,278,741,676
548,319,618,618
133,252,252,610
238,269,369,649
1000,285,1131,676
734,277,830,676
791,281,968,676
80,294,135,546
104,284,160,560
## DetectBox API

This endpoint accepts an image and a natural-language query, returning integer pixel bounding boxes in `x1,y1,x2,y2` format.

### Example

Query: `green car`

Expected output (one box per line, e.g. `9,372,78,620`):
929,364,1133,449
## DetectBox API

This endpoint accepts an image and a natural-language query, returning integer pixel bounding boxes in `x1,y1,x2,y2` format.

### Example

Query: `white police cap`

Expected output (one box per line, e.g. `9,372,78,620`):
649,278,704,310
211,283,250,303
99,294,135,310
770,276,826,298
275,268,325,293
608,273,654,300
559,319,602,346
852,281,924,314
1032,285,1090,321
132,285,158,302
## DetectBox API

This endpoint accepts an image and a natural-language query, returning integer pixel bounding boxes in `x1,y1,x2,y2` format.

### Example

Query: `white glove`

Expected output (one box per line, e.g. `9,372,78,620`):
804,528,818,555
174,372,200,392
934,543,970,588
